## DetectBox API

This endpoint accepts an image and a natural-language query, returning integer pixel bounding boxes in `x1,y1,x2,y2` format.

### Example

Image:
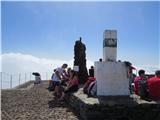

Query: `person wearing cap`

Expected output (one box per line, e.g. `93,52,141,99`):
52,64,68,98
147,70,160,100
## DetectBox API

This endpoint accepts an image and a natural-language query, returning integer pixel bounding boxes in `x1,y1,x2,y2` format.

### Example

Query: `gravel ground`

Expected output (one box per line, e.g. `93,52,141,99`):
1,82,80,120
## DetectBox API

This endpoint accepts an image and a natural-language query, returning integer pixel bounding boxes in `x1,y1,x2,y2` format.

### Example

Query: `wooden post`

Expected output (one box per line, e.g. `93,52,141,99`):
30,72,31,80
19,74,21,85
10,75,12,88
25,73,27,82
46,72,48,80
1,72,2,89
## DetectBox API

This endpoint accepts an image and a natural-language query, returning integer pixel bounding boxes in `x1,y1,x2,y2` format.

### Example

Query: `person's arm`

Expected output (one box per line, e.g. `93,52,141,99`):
67,79,74,88
68,82,73,88
68,76,78,88
61,74,67,81
61,70,67,79
51,73,54,79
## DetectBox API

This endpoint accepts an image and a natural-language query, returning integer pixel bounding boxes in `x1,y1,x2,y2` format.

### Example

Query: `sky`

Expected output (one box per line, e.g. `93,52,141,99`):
1,1,160,76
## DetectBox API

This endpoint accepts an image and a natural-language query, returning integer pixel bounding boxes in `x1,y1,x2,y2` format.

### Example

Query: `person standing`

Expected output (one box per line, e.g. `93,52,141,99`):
147,70,160,100
134,70,146,95
52,64,68,98
32,72,41,84
89,66,94,77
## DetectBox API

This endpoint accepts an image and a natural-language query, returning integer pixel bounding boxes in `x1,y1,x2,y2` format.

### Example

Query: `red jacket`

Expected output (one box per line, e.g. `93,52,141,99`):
147,77,160,100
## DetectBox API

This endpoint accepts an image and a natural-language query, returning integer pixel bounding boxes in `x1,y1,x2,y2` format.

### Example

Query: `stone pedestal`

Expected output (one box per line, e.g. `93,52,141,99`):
103,47,117,62
95,61,129,96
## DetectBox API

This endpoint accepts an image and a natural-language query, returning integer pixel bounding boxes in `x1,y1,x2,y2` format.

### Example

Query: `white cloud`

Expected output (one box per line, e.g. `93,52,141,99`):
1,52,158,80
135,64,160,75
1,52,94,76
1,53,70,74
0,53,72,88
0,52,159,89
0,53,90,88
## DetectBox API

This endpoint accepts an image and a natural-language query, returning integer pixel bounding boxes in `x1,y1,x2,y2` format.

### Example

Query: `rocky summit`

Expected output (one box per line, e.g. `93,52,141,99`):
1,81,80,120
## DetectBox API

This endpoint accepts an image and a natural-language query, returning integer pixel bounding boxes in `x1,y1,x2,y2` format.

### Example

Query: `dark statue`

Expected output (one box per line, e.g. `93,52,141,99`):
74,37,88,84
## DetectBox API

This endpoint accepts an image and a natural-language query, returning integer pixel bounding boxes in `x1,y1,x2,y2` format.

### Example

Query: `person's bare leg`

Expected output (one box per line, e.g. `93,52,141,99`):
54,86,59,97
59,92,65,100
57,86,62,98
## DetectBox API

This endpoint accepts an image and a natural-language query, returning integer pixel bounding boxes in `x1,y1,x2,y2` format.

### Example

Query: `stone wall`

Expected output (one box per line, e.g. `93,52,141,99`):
66,88,160,120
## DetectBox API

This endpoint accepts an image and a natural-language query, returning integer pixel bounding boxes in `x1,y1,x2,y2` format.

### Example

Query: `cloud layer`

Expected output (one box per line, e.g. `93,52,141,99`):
0,52,159,89
1,52,159,76
1,52,94,75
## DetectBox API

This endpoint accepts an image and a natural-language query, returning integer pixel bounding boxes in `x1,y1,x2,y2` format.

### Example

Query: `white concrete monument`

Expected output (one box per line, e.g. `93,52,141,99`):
103,30,117,61
95,30,129,96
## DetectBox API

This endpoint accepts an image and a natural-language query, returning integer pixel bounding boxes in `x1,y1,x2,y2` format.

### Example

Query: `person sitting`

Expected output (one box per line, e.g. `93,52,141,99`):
59,70,79,101
89,66,94,77
147,70,160,100
134,70,146,95
61,67,71,85
52,64,68,98
65,67,72,79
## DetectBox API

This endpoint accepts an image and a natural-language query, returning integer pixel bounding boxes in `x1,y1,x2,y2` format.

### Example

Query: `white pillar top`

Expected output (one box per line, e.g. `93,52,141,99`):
103,30,117,61
103,30,117,48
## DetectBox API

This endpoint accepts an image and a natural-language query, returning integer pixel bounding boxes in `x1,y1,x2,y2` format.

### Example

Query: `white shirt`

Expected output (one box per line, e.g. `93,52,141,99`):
52,67,64,82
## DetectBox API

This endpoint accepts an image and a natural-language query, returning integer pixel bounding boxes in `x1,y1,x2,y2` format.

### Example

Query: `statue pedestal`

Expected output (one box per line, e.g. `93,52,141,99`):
95,61,130,96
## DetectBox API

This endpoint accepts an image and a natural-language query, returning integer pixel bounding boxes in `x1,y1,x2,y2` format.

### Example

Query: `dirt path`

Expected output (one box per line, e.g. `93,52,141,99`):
1,82,80,120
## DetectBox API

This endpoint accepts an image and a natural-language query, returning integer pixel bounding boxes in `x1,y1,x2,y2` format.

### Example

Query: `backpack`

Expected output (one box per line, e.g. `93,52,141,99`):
138,80,148,99
87,81,97,97
83,77,96,94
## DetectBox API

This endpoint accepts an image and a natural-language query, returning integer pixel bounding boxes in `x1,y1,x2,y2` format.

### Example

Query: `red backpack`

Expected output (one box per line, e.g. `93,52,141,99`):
83,77,96,94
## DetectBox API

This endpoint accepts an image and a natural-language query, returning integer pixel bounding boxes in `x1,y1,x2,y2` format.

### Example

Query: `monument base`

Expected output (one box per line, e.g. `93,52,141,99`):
65,88,160,120
95,61,130,96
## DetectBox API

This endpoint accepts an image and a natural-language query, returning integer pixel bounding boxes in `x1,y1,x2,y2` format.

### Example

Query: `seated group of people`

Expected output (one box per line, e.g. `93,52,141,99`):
48,64,79,101
48,63,160,101
133,70,160,101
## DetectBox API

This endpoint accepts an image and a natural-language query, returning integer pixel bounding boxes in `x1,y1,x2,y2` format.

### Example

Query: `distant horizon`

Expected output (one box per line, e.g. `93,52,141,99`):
1,52,159,74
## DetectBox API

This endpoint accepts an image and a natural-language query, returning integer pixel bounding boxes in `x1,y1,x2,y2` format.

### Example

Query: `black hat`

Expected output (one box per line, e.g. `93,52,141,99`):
155,70,160,76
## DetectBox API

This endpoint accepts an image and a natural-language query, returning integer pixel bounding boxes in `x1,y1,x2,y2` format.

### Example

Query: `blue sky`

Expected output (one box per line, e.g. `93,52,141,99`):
1,1,160,67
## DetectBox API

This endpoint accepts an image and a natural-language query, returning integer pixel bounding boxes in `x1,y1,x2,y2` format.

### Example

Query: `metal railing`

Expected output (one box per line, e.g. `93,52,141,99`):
0,72,52,89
